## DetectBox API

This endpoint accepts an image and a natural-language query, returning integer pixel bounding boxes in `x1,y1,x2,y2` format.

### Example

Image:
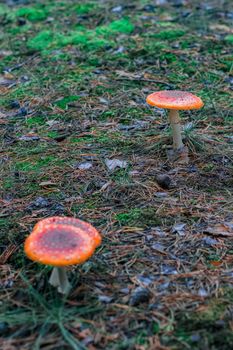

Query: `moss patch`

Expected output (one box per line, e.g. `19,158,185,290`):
15,7,48,21
116,207,162,227
27,30,54,51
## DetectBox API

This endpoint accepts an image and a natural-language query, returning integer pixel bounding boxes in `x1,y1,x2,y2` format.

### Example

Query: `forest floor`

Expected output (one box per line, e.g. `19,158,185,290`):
0,0,233,349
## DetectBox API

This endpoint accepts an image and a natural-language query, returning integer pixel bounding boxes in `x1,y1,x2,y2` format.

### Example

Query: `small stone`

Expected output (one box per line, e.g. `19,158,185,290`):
129,287,150,306
155,174,171,189
78,162,93,170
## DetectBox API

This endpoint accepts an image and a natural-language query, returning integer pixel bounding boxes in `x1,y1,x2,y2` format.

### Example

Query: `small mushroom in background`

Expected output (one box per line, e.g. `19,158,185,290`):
24,216,101,294
146,90,204,151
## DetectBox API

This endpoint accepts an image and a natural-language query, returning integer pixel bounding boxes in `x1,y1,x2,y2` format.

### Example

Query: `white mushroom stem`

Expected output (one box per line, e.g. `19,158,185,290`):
49,267,71,295
168,110,184,150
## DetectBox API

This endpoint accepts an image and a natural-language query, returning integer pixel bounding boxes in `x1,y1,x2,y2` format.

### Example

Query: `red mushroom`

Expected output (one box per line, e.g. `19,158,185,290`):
24,217,101,294
146,90,204,151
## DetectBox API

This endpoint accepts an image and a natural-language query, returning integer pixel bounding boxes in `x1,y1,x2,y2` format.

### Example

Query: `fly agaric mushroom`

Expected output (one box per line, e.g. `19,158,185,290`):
146,90,204,150
24,216,101,294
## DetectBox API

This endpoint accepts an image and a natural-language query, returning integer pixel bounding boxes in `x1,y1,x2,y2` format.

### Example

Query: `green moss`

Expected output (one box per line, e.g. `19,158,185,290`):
157,21,177,28
26,116,46,126
96,18,134,36
0,218,8,228
0,4,9,16
56,30,112,50
15,161,34,172
3,178,14,190
27,30,54,51
70,135,94,143
56,31,90,47
16,7,48,21
26,18,133,54
51,52,72,61
99,110,118,120
116,207,162,227
54,95,81,109
108,18,134,34
75,3,96,15
144,40,169,52
160,52,177,63
15,155,62,172
8,24,32,35
225,34,233,44
153,29,186,40
3,85,35,106
116,208,141,225
47,131,60,139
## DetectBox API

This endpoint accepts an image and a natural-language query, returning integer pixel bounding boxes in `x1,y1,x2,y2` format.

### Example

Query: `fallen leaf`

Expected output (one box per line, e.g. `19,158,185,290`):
105,158,128,171
78,162,93,170
172,223,186,236
210,261,222,267
205,221,233,237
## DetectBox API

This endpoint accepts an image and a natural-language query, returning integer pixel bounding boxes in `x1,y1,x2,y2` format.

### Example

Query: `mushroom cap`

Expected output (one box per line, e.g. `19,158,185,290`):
24,216,102,267
146,90,204,110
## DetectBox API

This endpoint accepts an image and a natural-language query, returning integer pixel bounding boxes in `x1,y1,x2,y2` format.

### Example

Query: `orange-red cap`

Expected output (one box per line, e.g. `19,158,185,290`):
146,90,204,110
24,217,102,267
